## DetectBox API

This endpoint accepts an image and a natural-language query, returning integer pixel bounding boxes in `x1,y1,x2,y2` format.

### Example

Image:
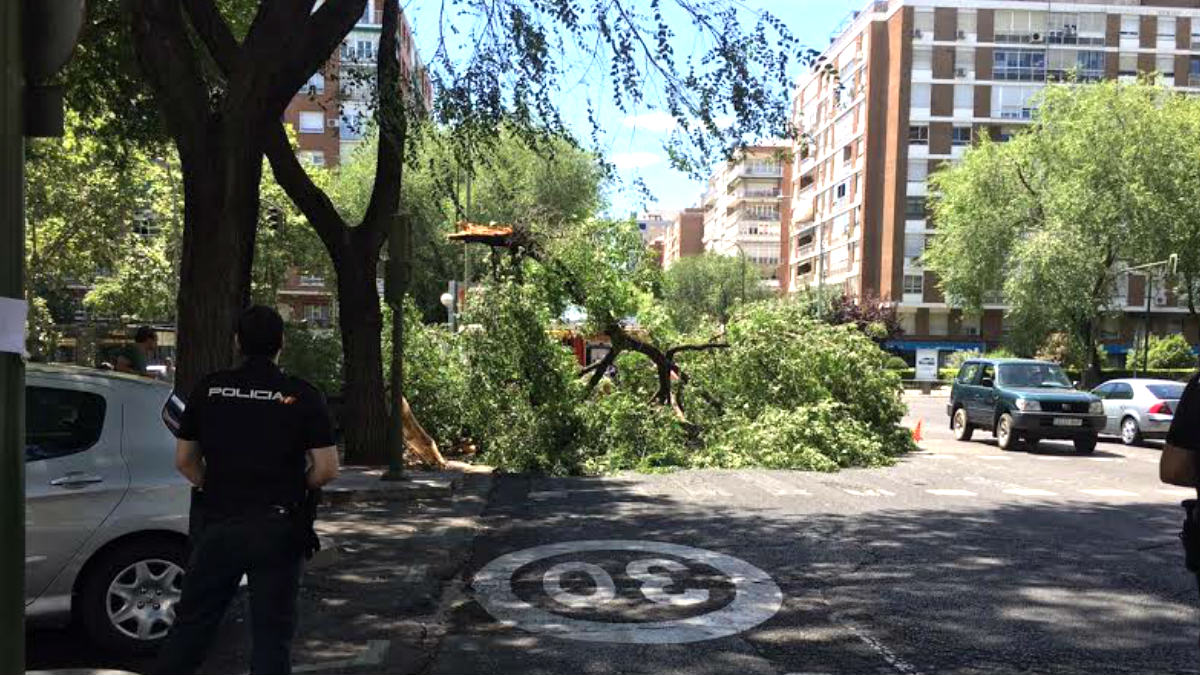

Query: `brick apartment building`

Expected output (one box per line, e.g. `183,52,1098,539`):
782,0,1200,364
703,145,788,287
663,208,706,269
278,0,432,324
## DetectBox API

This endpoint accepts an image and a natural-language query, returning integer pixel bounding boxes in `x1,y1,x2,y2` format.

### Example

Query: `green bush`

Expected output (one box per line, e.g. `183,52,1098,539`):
1127,334,1198,370
280,324,342,395
580,389,691,473
885,355,910,370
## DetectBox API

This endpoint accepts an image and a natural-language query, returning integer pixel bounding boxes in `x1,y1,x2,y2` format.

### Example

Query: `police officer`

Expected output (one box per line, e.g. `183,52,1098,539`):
154,305,339,675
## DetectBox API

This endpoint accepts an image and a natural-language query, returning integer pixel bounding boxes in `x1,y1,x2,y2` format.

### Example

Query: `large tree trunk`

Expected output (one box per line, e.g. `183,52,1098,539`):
172,124,262,393
335,239,390,465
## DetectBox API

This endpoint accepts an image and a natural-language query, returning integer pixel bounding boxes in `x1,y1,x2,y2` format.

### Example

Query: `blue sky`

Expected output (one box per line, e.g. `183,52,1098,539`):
405,0,862,216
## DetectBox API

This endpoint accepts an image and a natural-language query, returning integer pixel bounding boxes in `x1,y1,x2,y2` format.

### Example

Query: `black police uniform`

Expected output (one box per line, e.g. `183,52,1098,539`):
154,356,334,675
1169,372,1200,599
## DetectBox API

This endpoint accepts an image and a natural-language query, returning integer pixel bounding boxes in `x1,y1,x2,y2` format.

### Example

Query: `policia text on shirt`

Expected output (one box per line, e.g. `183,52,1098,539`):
153,306,340,675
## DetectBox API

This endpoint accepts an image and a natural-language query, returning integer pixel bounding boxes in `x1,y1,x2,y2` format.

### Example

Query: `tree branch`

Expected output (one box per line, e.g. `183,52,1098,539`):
263,124,348,257
362,0,405,237
181,0,238,73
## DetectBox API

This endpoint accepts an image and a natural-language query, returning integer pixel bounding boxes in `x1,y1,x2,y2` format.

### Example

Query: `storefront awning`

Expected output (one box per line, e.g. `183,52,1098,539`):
884,340,986,352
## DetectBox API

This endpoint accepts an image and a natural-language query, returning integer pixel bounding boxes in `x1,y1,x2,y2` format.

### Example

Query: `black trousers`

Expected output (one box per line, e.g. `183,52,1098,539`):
153,510,304,675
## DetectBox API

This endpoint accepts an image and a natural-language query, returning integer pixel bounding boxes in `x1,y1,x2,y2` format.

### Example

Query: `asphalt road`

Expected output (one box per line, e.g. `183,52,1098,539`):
429,392,1199,675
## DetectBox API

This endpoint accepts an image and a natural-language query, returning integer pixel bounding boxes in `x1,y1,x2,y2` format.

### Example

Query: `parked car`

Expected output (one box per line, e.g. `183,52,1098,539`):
1091,378,1186,446
947,359,1105,453
24,364,190,654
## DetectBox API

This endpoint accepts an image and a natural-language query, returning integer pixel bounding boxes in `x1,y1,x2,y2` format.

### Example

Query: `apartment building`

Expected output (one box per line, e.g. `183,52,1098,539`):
280,0,433,324
283,0,432,169
663,207,706,269
784,0,1200,363
703,145,788,286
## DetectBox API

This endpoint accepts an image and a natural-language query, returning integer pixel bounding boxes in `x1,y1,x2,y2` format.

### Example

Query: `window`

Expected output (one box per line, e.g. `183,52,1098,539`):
297,111,324,134
25,387,106,462
301,151,326,166
1120,15,1139,39
1047,12,1105,45
1159,17,1176,49
994,10,1048,43
905,196,927,220
994,49,1046,81
1193,22,1200,49
843,145,853,162
955,49,974,78
1158,55,1176,81
913,10,935,37
952,126,972,146
1192,57,1200,85
301,71,324,95
904,274,925,295
980,364,996,387
1092,382,1115,399
908,125,929,145
957,10,977,40
299,274,326,287
342,39,377,62
340,108,366,140
1119,52,1138,78
359,0,374,24
929,312,949,336
834,181,849,202
910,83,931,110
957,363,980,384
908,159,928,182
1109,383,1135,401
913,46,933,74
904,233,925,259
954,85,973,112
305,304,331,324
1048,50,1104,81
991,85,1041,120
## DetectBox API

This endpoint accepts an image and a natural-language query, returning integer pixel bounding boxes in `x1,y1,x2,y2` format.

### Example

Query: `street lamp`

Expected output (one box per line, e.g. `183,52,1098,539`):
3,2,86,672
1125,254,1178,378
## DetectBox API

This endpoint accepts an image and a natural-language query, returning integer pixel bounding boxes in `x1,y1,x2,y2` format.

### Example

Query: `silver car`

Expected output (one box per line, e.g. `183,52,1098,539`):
1091,378,1187,446
25,364,190,654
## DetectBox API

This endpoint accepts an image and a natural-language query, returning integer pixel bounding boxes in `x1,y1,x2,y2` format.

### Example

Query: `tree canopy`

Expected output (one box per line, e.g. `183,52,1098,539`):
924,81,1185,380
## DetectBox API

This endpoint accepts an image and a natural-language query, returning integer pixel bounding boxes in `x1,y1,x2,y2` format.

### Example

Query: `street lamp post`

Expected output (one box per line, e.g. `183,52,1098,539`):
1125,255,1178,378
3,3,86,671
731,242,748,305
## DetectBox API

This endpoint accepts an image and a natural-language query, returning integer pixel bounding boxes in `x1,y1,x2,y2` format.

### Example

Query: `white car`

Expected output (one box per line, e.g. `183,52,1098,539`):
1091,378,1186,446
25,364,190,654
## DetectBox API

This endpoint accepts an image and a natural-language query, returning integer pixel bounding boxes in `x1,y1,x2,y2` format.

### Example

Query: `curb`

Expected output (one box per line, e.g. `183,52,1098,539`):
320,466,492,506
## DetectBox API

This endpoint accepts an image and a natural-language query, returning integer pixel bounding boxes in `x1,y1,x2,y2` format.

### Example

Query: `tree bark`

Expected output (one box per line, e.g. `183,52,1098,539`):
335,241,390,465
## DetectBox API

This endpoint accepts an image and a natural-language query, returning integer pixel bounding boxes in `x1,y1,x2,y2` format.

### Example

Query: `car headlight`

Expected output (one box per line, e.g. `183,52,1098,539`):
1015,398,1040,412
1089,400,1104,415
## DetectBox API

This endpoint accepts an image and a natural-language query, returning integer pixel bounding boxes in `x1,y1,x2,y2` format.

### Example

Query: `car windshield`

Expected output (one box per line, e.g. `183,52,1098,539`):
1148,383,1186,400
996,363,1073,389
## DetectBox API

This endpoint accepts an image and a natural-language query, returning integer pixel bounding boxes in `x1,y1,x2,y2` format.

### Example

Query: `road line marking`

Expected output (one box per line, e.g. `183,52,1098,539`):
979,455,1013,461
925,489,977,497
669,476,732,498
1081,489,1139,497
829,610,928,675
529,491,568,500
843,488,896,497
1034,456,1070,462
1159,488,1195,498
734,472,810,497
1003,488,1058,497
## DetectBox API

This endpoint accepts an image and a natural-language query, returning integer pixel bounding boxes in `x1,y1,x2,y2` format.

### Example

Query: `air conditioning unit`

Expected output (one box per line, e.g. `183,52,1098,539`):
957,30,967,39
913,29,923,38
955,68,967,77
1030,32,1043,43
327,118,339,128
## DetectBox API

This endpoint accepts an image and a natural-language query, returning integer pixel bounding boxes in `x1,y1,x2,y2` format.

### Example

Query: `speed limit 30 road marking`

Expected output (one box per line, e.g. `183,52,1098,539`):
472,540,783,644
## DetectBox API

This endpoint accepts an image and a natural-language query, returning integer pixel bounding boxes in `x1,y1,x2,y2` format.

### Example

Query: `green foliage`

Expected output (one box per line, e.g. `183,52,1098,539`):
279,324,343,396
1126,334,1198,370
662,253,770,332
926,82,1181,377
885,355,910,370
25,296,59,362
579,390,692,474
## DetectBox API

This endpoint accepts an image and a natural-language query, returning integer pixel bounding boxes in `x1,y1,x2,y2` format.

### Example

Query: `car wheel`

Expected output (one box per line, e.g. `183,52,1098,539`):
1074,436,1098,455
1120,417,1143,447
79,538,186,655
996,413,1019,451
952,408,974,441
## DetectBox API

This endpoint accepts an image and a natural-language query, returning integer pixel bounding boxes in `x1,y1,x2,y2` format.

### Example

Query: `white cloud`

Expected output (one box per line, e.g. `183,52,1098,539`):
622,112,679,133
610,152,664,170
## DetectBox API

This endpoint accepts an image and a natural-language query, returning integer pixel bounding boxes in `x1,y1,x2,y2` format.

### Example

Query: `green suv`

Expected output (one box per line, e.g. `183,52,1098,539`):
947,359,1105,453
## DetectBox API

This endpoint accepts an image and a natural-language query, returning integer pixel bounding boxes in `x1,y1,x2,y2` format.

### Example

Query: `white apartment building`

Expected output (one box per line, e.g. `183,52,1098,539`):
702,145,786,285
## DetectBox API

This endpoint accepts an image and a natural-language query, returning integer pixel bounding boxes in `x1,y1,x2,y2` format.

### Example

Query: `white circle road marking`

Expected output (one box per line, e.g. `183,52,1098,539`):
543,562,617,609
472,540,784,644
1080,488,1138,497
925,489,977,497
1003,488,1059,497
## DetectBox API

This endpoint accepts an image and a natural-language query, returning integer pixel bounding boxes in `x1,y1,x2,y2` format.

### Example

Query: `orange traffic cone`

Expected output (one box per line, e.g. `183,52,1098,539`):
912,418,924,442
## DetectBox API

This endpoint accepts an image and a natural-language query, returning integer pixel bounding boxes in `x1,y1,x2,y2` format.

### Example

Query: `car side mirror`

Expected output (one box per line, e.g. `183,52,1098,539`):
1073,381,1080,389
980,378,993,388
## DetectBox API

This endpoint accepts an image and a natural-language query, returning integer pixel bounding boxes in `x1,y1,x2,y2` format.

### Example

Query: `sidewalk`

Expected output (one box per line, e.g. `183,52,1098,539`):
199,465,495,675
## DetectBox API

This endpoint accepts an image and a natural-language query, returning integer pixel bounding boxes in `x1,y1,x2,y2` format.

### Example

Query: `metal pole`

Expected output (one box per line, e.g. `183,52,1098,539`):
1143,272,1153,376
383,212,411,481
0,0,25,670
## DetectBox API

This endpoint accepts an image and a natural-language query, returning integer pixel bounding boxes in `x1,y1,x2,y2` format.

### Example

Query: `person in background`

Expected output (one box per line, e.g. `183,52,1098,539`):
1159,367,1200,649
115,326,157,377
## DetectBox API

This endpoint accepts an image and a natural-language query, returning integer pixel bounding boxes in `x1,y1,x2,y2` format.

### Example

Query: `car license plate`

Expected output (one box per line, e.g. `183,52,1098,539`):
1053,418,1083,427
